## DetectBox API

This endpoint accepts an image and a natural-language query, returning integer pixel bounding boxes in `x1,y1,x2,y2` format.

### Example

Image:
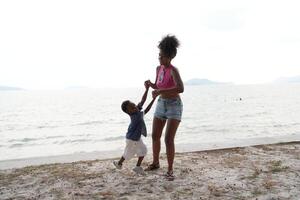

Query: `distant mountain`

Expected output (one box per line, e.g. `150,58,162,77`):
185,78,231,85
273,75,300,83
0,86,24,91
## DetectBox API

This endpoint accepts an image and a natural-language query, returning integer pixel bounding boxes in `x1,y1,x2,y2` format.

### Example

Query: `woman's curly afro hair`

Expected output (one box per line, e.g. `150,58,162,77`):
158,34,180,59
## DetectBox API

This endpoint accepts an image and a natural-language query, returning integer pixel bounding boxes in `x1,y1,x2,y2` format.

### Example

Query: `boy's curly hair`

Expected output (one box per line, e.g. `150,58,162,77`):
121,100,130,113
158,34,180,59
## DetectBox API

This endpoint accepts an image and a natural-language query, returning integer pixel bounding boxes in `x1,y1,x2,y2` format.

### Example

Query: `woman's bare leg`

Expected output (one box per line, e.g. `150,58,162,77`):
152,117,166,165
165,119,180,172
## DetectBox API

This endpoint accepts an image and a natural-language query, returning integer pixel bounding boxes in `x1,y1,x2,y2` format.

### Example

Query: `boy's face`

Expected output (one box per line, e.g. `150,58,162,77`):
126,101,138,114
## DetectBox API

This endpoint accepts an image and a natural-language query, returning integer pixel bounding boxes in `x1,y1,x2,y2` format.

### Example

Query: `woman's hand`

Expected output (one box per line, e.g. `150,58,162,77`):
152,89,160,99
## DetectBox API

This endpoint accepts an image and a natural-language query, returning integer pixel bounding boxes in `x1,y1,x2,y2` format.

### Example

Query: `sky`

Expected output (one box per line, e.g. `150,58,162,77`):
1,0,300,89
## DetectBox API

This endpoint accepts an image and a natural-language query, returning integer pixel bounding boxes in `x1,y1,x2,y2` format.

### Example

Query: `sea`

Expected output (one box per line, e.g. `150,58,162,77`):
1,84,300,166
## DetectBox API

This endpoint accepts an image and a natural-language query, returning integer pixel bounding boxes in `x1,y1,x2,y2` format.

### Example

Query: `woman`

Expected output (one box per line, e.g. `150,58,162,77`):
145,35,184,180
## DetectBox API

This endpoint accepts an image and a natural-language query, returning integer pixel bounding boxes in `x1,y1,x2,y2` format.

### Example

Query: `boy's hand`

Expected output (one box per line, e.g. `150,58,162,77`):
144,81,150,90
144,80,151,88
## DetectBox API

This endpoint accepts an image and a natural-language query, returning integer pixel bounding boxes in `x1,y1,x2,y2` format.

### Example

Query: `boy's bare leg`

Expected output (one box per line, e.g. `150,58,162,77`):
113,156,125,169
118,157,125,165
136,156,144,166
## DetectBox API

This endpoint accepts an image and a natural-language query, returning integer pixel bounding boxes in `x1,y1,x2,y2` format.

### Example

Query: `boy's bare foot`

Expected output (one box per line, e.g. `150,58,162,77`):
113,161,122,169
132,166,145,174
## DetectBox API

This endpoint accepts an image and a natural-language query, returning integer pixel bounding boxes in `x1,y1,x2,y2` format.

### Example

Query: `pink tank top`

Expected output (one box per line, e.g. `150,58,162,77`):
156,65,176,89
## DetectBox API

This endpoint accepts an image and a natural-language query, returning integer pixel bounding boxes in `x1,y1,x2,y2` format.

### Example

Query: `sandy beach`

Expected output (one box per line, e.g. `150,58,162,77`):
1,142,300,200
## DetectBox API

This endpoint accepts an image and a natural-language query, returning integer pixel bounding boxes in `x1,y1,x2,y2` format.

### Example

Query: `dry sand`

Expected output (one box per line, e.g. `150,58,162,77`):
0,142,300,200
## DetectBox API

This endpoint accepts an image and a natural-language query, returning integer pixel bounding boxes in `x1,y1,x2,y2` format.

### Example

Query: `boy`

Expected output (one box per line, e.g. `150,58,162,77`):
113,84,156,173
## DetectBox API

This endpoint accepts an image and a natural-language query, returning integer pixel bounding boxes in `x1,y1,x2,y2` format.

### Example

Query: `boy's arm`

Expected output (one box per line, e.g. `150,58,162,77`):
138,86,149,108
144,97,156,115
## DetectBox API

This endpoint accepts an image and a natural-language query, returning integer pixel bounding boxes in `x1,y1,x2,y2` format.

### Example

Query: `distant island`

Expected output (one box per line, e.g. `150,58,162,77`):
184,78,232,86
0,86,24,91
273,75,300,83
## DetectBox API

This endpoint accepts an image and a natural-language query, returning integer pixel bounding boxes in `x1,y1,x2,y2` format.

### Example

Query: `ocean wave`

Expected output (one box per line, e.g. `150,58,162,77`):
290,122,300,126
70,134,93,137
240,112,269,118
46,135,65,139
240,114,254,118
8,136,65,143
102,136,124,141
8,138,42,143
257,111,268,115
273,124,289,128
9,143,40,148
57,139,92,144
9,143,24,148
37,125,59,129
204,128,230,133
1,124,60,133
272,123,300,128
74,120,104,126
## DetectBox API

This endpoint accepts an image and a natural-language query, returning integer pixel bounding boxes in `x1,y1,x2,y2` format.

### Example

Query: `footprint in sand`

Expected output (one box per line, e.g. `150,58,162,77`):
163,183,174,192
180,168,193,176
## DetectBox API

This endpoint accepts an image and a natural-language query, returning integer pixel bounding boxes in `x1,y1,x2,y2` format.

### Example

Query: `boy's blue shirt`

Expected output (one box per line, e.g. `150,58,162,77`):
126,105,147,141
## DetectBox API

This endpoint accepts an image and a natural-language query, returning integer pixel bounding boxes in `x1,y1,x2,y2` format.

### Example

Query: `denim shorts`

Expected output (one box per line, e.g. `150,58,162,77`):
154,97,183,121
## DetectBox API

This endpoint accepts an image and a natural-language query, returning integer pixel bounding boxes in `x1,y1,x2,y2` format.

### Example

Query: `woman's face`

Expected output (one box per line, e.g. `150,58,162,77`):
159,50,171,66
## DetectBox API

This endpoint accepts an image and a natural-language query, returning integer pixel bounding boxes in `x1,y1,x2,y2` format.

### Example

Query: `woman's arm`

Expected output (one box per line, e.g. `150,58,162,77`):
152,67,184,97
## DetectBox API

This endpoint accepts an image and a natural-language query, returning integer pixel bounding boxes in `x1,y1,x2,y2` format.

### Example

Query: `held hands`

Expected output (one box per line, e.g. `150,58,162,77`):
144,81,150,90
144,80,159,99
144,80,152,88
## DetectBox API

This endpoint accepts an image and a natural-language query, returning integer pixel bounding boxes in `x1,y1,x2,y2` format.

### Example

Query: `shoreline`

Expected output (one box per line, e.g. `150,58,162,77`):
1,134,299,170
1,141,299,199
